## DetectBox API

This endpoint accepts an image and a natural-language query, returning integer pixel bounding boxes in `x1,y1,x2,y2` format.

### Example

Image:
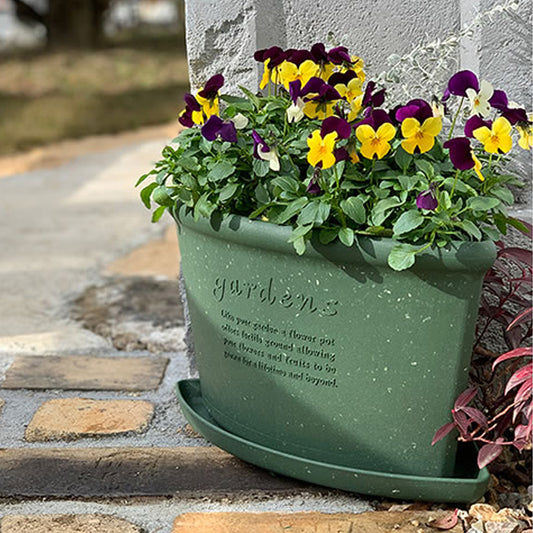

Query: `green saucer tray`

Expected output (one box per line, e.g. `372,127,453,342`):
177,378,490,503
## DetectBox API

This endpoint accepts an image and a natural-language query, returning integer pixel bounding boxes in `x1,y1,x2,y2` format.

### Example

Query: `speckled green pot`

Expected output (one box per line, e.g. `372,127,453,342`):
174,206,496,480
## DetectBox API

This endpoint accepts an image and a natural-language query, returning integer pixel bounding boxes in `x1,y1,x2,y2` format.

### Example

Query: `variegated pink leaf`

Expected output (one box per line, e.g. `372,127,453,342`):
477,442,504,468
432,422,456,445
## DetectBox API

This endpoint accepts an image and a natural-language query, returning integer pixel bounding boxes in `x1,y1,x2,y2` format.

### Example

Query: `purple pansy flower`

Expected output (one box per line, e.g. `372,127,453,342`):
300,76,327,96
395,99,433,123
310,43,329,63
306,178,321,195
334,147,350,163
321,116,351,139
178,93,202,127
254,46,287,68
252,130,270,158
286,48,314,65
443,137,476,170
489,90,508,111
464,116,491,138
289,80,302,104
328,46,351,64
362,81,386,108
303,79,341,104
502,106,528,125
355,108,392,129
201,116,237,143
197,74,224,99
443,70,479,101
327,70,357,89
416,188,438,211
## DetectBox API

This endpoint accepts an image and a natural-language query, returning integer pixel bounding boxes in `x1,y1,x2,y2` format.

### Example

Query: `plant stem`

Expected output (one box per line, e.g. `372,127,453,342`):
448,97,464,140
450,169,460,199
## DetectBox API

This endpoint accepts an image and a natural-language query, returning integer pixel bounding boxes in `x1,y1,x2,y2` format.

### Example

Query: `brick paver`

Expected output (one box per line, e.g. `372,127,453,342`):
172,511,464,532
1,355,168,390
0,447,305,497
25,398,154,441
1,514,142,533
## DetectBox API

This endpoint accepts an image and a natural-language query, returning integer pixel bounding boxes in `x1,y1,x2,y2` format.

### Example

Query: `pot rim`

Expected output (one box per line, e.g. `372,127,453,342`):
173,205,497,273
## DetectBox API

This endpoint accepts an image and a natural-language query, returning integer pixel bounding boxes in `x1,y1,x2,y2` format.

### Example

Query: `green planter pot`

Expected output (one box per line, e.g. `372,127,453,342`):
174,206,495,495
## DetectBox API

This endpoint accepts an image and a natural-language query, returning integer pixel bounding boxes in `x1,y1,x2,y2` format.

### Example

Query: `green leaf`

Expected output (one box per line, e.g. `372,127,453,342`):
220,94,254,111
392,210,424,236
414,159,435,178
253,158,270,177
151,205,167,222
219,183,239,202
482,226,502,240
293,236,307,255
135,171,153,187
288,224,313,242
152,186,175,207
338,227,354,247
467,197,501,211
207,161,236,182
254,183,270,204
341,196,366,224
180,157,200,173
319,227,339,244
270,197,309,224
490,186,514,205
239,86,260,108
398,175,420,191
394,148,412,171
459,219,482,240
440,190,452,210
388,244,417,271
272,176,300,194
371,197,404,226
194,193,216,220
140,182,158,209
297,201,320,226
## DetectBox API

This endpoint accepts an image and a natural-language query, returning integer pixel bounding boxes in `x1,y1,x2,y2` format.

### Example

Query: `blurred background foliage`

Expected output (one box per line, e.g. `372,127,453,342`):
0,0,188,155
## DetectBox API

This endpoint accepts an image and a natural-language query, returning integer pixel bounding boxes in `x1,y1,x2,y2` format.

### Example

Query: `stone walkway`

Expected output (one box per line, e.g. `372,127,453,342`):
0,128,520,532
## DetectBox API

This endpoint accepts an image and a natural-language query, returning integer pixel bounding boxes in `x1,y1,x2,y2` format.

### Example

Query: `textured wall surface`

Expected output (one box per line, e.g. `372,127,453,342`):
184,0,532,216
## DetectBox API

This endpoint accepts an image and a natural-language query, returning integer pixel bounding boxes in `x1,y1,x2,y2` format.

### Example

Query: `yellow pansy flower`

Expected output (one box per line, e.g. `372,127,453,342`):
401,116,442,154
307,130,337,169
473,117,513,154
303,100,338,120
356,123,397,160
278,60,319,90
517,123,533,150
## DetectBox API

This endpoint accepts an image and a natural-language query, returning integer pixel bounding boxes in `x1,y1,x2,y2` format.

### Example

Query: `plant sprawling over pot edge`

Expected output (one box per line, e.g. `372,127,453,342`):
137,42,531,270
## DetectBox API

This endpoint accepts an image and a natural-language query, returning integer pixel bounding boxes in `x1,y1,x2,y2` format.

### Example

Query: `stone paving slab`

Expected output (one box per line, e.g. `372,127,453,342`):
25,398,154,442
1,514,142,533
172,510,464,532
1,355,168,390
0,447,306,497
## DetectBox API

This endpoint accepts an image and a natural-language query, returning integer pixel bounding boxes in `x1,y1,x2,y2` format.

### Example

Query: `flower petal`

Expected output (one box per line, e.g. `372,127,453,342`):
447,70,479,97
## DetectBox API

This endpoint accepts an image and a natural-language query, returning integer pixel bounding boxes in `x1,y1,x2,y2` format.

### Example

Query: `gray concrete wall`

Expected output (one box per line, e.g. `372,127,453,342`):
184,0,532,216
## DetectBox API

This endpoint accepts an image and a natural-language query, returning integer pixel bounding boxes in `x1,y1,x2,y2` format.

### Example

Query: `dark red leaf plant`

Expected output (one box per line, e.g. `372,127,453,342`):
433,222,532,469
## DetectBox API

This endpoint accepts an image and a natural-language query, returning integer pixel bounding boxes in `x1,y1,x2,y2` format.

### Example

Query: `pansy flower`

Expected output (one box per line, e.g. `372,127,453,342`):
443,70,479,101
362,81,386,108
473,116,513,154
201,115,237,143
301,78,341,120
466,79,494,118
252,130,280,171
444,137,484,181
286,80,305,123
196,74,224,120
395,99,442,154
307,130,338,169
307,116,351,169
330,71,363,104
416,186,438,211
517,121,533,150
178,93,204,126
464,116,491,138
309,43,335,80
356,121,396,160
254,46,286,89
279,59,320,91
